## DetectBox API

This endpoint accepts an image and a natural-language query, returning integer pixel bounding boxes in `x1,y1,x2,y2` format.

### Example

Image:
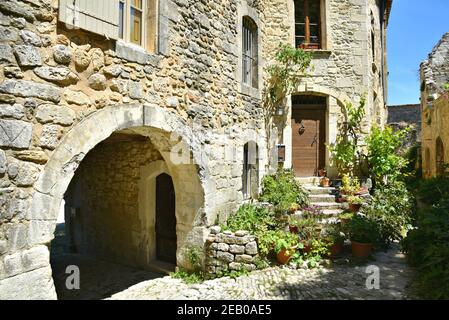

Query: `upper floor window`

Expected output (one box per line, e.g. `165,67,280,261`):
295,0,321,49
119,0,158,52
242,16,258,88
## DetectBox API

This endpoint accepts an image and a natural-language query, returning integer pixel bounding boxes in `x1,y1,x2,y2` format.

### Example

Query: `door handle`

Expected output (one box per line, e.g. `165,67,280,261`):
311,134,317,146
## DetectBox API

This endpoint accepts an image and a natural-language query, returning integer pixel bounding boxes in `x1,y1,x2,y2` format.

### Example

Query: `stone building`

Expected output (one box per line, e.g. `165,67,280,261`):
0,0,391,299
387,104,421,145
421,32,449,178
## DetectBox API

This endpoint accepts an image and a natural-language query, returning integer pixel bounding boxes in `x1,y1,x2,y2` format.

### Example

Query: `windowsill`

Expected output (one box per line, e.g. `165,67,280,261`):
240,83,261,100
305,49,332,55
115,40,161,66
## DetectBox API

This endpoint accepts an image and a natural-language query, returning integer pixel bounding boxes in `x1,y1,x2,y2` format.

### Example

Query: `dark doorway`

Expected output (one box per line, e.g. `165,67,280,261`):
291,95,326,177
156,173,177,264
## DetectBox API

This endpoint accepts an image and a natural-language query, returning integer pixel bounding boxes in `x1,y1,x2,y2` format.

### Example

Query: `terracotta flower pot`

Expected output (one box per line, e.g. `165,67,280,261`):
277,249,294,264
349,203,362,213
330,242,343,257
302,243,312,254
351,241,372,259
289,225,299,234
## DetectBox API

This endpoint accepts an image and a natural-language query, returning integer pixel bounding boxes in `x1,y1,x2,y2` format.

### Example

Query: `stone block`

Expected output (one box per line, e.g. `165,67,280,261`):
235,254,253,264
229,245,245,254
40,124,60,150
53,45,72,65
36,104,75,125
0,104,25,119
0,44,16,64
245,241,258,255
0,26,19,41
216,251,234,263
0,80,60,103
19,30,42,47
13,45,42,67
217,243,229,252
63,89,90,105
0,119,32,149
34,66,79,86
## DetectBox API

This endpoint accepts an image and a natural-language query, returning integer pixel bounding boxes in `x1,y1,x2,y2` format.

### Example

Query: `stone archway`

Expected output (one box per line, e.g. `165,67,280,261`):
26,104,208,299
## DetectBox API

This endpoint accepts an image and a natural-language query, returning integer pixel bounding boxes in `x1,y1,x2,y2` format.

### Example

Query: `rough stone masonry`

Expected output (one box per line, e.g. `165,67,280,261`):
0,0,390,299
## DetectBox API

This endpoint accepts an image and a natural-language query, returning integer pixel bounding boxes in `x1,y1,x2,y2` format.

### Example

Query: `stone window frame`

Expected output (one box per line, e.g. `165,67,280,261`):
242,141,259,200
118,0,159,53
290,0,330,52
236,1,263,99
436,137,445,176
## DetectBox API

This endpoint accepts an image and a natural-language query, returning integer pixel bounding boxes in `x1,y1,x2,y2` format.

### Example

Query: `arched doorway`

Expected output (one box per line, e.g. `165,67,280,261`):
27,104,206,300
156,173,177,264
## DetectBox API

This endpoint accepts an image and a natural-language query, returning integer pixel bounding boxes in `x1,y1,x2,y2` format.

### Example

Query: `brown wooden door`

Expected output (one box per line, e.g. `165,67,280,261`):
156,173,177,264
292,106,326,177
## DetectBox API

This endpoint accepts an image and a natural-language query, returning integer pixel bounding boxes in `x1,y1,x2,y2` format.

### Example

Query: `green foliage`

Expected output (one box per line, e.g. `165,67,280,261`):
273,231,300,254
345,214,380,244
187,246,203,272
170,270,204,284
347,195,364,205
322,223,346,244
266,44,313,111
341,174,361,195
416,176,449,205
259,168,310,212
328,98,366,176
222,203,275,235
365,125,409,186
362,181,414,248
402,198,449,299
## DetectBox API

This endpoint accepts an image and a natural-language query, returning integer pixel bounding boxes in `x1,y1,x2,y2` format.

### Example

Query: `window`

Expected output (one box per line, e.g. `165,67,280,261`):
295,0,321,49
242,16,258,88
436,137,445,176
243,142,259,199
119,0,158,52
371,12,376,62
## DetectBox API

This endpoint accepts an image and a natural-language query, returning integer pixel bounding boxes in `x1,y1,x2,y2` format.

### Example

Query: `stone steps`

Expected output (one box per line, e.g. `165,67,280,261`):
302,182,344,220
309,194,337,203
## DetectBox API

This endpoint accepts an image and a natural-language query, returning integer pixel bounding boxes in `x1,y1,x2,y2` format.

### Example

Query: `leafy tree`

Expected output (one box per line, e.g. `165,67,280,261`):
365,125,409,186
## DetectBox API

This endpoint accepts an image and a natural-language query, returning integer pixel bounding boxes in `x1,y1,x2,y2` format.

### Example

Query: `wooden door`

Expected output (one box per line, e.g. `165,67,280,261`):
156,173,177,264
292,106,326,177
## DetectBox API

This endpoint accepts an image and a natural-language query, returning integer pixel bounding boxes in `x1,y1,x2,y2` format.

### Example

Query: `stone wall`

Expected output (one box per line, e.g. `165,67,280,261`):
421,32,449,178
0,0,270,299
260,0,390,175
205,226,258,279
421,94,449,178
388,104,421,143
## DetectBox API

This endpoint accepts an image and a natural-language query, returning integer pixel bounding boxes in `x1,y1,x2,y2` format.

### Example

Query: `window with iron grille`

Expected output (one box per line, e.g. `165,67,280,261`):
295,0,321,49
242,16,258,88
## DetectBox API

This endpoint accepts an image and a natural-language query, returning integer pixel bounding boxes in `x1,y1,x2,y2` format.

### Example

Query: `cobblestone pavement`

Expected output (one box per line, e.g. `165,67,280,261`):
109,243,415,300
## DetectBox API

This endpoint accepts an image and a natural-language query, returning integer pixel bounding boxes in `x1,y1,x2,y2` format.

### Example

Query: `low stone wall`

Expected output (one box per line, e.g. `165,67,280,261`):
205,227,258,279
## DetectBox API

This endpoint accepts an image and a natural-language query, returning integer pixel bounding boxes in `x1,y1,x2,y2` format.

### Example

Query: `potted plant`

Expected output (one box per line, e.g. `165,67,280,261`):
347,195,364,213
318,168,327,177
320,176,330,187
339,211,354,225
347,214,379,259
288,202,299,214
296,218,319,253
274,232,300,264
322,224,346,257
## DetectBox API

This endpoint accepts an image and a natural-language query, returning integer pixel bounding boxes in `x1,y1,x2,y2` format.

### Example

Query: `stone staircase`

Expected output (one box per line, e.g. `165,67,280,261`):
297,177,345,222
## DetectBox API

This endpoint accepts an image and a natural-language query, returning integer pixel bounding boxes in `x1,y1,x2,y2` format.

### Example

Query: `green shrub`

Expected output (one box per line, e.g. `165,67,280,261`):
365,125,409,186
170,270,204,284
346,214,380,244
417,176,449,206
362,181,414,248
402,199,449,299
259,169,309,212
222,203,275,235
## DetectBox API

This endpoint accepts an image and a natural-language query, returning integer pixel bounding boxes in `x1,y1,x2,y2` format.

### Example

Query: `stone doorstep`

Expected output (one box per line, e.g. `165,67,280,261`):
309,194,337,203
